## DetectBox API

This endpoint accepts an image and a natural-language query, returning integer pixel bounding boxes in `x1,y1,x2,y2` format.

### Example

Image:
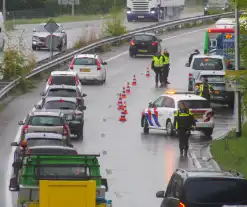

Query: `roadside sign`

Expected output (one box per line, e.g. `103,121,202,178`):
58,0,79,5
225,70,247,91
44,19,59,34
45,35,60,50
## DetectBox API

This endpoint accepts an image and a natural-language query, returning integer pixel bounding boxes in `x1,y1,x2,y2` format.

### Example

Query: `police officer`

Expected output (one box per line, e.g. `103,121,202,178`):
151,51,164,87
196,77,214,101
188,49,200,66
162,49,170,84
174,102,195,156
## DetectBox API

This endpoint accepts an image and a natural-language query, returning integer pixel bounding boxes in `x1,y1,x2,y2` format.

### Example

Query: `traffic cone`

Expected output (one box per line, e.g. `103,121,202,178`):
119,111,127,122
117,95,122,106
132,75,137,86
121,87,127,98
122,101,128,114
126,82,131,94
118,100,124,110
146,67,150,77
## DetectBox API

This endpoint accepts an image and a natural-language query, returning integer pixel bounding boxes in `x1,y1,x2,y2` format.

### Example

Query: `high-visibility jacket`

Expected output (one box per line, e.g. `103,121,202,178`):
198,84,214,97
163,54,170,65
152,56,163,67
174,109,194,129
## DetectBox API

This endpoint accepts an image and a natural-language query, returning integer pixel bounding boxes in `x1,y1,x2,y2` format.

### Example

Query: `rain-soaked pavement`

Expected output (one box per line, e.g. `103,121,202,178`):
0,26,235,207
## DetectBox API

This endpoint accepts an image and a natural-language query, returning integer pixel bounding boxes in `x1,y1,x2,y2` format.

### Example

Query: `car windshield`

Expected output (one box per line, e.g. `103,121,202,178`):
29,116,63,126
45,101,77,110
74,58,97,65
185,179,247,204
26,139,64,147
47,89,77,97
178,100,210,108
200,75,225,82
51,76,76,86
36,25,61,33
134,35,153,41
192,58,223,70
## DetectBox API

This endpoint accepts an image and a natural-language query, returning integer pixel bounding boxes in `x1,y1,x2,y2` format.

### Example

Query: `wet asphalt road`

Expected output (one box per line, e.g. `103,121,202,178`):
0,25,234,207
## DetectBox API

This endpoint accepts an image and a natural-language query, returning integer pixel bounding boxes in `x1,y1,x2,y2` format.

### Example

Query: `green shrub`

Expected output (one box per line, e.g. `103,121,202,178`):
73,29,100,49
101,17,127,37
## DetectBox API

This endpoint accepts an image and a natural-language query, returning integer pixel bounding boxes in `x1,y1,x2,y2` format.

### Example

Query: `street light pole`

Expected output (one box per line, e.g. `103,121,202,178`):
234,2,241,137
2,0,6,20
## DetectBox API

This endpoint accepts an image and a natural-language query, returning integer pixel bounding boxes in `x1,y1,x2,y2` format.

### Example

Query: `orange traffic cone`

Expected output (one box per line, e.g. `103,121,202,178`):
126,82,131,94
132,75,137,86
146,67,150,77
119,111,127,122
118,100,124,110
121,87,127,98
117,95,122,106
122,101,128,114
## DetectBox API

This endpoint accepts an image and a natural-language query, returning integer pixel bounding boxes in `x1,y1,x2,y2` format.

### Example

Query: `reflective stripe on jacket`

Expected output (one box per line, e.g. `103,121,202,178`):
152,56,163,67
163,54,170,64
199,84,213,97
174,109,194,129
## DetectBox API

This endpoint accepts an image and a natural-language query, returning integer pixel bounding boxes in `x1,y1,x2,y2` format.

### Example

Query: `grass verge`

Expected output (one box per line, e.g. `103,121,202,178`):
211,122,247,177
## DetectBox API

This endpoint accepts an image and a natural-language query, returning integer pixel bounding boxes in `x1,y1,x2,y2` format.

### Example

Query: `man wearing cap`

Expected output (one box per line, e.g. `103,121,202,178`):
151,51,164,87
162,48,170,85
174,102,195,156
188,49,200,66
196,77,214,101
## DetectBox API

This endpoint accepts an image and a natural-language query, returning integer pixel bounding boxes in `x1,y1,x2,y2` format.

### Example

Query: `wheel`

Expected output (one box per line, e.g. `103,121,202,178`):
76,122,84,140
188,86,193,91
143,118,149,134
203,128,213,137
32,46,36,50
103,73,106,83
166,120,174,136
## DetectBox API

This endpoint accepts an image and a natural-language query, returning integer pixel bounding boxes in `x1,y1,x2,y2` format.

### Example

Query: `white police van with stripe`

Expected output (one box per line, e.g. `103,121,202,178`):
141,91,215,137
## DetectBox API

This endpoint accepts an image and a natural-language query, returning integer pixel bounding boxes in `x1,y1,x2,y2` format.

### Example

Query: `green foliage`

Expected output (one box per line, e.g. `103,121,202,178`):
101,17,127,37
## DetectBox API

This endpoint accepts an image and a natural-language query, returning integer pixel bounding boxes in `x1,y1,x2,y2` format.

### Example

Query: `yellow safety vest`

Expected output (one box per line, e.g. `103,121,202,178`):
174,109,193,129
199,84,213,96
152,56,163,67
163,54,169,65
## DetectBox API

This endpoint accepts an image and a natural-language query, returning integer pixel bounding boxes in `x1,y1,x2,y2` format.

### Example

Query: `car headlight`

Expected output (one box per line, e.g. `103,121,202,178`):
204,7,208,10
151,10,155,14
127,10,131,14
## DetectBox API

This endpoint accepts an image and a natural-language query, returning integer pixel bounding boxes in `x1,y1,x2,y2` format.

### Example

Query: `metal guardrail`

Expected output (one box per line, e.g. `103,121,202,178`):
0,11,240,100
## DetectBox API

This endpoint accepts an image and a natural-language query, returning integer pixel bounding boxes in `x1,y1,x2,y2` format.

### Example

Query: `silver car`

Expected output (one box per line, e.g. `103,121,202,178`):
32,23,67,51
27,145,77,155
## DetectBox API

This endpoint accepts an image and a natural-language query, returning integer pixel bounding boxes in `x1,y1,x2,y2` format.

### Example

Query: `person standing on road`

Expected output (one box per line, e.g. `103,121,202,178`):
196,77,215,101
162,48,170,85
188,49,200,66
151,51,164,87
174,102,195,156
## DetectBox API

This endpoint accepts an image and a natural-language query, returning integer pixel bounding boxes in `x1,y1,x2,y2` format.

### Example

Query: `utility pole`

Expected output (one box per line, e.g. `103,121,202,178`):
2,0,6,20
234,1,241,137
71,0,75,16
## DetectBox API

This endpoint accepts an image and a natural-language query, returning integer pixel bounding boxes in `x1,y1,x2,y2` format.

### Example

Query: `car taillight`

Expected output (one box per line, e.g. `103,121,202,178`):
204,111,214,122
152,41,157,46
47,76,52,85
179,202,185,207
23,125,28,134
130,40,134,46
63,124,69,136
69,58,75,70
189,73,193,78
75,75,79,85
142,111,145,116
96,60,101,70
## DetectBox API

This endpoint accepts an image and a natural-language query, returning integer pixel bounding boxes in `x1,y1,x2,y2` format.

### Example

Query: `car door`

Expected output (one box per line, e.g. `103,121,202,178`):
162,97,176,126
149,96,166,129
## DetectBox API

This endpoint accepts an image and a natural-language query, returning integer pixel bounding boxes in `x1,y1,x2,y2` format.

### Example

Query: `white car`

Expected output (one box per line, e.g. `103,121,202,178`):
215,18,235,28
45,71,83,94
141,91,214,137
68,54,107,84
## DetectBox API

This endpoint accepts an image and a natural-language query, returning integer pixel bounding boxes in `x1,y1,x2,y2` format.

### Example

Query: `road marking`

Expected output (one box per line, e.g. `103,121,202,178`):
106,28,206,62
6,27,206,206
190,151,202,168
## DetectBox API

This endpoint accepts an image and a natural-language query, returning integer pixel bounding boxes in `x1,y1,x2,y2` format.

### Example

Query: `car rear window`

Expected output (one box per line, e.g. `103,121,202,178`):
51,76,76,85
74,58,96,65
192,58,223,70
185,179,247,204
200,75,225,82
30,148,76,154
47,89,77,97
29,116,63,126
27,139,64,147
45,101,77,110
133,35,153,41
178,100,210,108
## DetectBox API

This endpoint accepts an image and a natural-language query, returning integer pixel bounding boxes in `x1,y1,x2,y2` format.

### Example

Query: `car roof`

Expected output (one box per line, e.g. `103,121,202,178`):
161,93,207,102
194,54,224,59
24,133,63,139
134,32,156,36
29,146,75,150
47,85,77,90
199,71,225,76
75,53,98,59
44,96,77,103
216,18,235,24
51,71,77,76
30,110,62,117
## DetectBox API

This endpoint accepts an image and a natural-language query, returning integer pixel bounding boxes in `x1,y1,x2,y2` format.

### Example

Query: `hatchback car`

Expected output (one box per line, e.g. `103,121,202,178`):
129,32,162,57
45,71,83,94
69,54,107,84
26,145,77,155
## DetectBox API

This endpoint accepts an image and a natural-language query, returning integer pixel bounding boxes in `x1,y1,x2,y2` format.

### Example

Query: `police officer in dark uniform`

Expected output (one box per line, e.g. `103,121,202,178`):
188,49,200,66
196,77,214,101
151,51,164,87
174,102,195,156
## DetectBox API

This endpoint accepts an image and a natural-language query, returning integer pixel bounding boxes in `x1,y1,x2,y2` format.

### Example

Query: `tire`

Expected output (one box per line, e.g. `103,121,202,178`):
203,128,213,137
143,118,149,134
188,85,193,91
166,120,174,136
77,122,84,140
32,46,36,50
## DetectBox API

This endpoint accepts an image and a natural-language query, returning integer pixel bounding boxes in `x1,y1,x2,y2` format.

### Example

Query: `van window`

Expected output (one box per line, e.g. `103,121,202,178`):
185,179,247,204
192,58,223,70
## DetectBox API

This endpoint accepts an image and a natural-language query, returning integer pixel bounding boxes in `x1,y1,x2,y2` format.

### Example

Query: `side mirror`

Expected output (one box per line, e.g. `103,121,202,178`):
12,160,22,169
102,62,107,65
82,93,87,97
158,197,180,207
11,142,19,147
40,92,45,96
18,121,24,125
45,79,48,82
9,177,19,191
34,104,42,109
156,190,165,198
185,63,190,67
32,28,36,32
82,106,86,110
68,143,74,147
159,39,162,42
148,101,153,107
101,178,108,192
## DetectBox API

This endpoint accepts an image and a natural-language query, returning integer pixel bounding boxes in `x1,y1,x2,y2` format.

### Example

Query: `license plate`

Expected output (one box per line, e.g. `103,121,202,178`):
138,49,147,52
194,114,203,119
42,42,45,46
80,68,90,72
214,90,220,94
138,16,144,18
66,115,73,120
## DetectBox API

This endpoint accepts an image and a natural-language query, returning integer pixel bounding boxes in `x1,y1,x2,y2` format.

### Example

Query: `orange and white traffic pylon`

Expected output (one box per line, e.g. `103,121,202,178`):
121,87,127,98
119,111,127,122
117,96,123,106
126,82,131,94
146,67,150,77
122,101,128,114
132,75,137,86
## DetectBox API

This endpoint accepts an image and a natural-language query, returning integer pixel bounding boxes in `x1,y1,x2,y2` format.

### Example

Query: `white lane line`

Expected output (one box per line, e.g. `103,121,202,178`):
106,28,206,62
190,151,202,168
5,27,206,207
